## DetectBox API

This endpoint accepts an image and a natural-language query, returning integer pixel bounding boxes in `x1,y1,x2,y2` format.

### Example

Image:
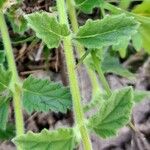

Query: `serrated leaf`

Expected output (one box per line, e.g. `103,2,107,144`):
0,0,16,12
0,100,9,130
88,87,133,138
75,0,104,14
13,128,75,150
0,124,15,140
101,51,134,79
22,76,72,113
25,12,70,49
75,14,139,49
0,65,12,93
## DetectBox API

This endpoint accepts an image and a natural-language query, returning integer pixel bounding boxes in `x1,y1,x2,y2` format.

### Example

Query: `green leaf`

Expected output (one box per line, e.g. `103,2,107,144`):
22,76,72,113
133,90,150,103
0,0,16,12
0,51,5,64
0,124,15,140
132,0,150,17
13,128,75,150
0,100,9,130
75,14,139,49
88,87,133,138
25,12,70,49
0,65,12,93
101,51,134,79
74,0,104,14
6,6,27,33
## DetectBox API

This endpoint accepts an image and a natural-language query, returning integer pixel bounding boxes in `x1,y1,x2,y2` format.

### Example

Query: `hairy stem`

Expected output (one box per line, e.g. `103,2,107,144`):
91,51,112,96
56,0,93,149
66,0,100,96
0,12,24,149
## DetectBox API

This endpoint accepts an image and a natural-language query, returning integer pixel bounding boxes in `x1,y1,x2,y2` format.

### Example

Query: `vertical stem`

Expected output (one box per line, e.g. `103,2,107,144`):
0,12,24,148
56,1,92,150
66,0,100,96
91,51,112,96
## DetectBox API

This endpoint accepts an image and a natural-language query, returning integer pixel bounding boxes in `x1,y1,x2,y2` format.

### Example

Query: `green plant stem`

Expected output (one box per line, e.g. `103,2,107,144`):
56,1,93,150
91,51,112,96
0,12,24,146
66,0,100,96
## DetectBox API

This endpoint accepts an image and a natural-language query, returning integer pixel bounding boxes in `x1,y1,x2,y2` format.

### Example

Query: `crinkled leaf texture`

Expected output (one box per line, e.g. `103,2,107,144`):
75,14,139,49
74,0,104,14
25,12,70,49
88,87,133,138
13,128,75,150
22,76,72,113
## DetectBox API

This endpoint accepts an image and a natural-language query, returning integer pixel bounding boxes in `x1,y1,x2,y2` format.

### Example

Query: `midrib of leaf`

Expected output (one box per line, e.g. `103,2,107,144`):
76,0,88,7
96,91,130,125
76,24,136,39
0,81,9,90
23,88,69,100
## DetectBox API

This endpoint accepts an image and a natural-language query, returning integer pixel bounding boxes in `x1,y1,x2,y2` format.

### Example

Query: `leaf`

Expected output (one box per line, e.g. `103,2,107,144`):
13,128,75,150
101,51,134,79
0,0,16,12
0,100,9,130
0,124,15,140
25,12,70,49
74,0,104,14
133,90,150,103
0,65,12,93
132,0,150,17
75,14,139,49
88,87,133,138
132,32,142,51
22,76,72,113
6,6,27,33
0,51,5,64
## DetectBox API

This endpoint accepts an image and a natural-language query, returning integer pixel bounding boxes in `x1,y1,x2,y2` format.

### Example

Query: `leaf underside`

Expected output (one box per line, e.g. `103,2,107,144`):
75,14,139,49
22,76,72,113
89,87,133,138
13,128,75,150
25,11,70,49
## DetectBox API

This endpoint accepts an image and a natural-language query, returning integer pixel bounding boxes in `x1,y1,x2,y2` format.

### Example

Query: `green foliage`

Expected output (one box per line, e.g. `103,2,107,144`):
6,5,27,33
25,12,70,49
0,51,5,64
0,65,12,93
22,76,72,113
101,51,134,79
13,128,75,150
88,87,133,138
0,0,16,12
0,100,9,130
75,14,139,49
0,124,15,140
74,0,104,14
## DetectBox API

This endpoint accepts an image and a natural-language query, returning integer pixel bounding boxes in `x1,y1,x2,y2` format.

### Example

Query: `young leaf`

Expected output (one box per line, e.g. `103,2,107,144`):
0,65,12,93
101,51,134,79
13,128,75,150
133,90,150,103
88,87,133,138
0,124,15,140
0,100,9,130
0,0,16,12
0,51,5,64
25,12,70,49
75,14,139,49
22,76,72,113
74,0,104,14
